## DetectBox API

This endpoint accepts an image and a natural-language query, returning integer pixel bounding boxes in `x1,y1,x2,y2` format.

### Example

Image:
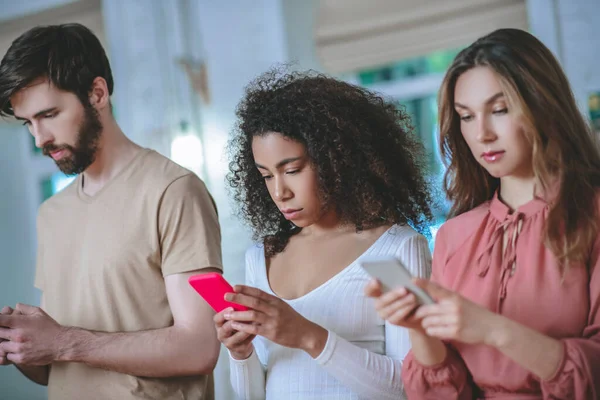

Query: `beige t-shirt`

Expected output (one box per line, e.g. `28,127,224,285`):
35,149,222,400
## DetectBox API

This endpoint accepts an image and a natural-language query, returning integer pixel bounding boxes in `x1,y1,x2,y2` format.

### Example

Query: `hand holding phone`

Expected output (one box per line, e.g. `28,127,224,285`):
360,257,435,305
188,273,249,313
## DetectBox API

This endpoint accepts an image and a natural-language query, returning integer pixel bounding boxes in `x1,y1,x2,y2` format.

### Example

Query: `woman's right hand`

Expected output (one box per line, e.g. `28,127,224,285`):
214,307,256,360
364,279,425,332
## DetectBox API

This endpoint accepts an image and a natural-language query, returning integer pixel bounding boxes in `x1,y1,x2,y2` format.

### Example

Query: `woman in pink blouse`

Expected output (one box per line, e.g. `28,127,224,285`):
366,28,600,399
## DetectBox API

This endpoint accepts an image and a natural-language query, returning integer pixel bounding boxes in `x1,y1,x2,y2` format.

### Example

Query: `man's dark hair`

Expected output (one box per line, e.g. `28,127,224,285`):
0,23,113,116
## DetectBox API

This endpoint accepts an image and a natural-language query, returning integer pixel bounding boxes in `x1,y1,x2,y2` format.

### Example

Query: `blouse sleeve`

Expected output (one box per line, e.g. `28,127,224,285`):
540,235,600,399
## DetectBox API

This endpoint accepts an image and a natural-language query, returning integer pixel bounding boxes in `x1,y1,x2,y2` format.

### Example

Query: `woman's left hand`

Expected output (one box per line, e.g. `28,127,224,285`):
224,285,328,357
414,279,504,346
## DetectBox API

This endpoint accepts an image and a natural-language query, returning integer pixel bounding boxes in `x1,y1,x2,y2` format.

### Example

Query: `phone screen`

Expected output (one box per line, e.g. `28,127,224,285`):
360,257,435,305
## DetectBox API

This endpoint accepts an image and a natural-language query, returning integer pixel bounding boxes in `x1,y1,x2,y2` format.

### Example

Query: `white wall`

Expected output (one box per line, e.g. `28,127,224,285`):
555,0,600,114
527,0,600,114
280,0,323,72
0,124,46,399
191,0,288,278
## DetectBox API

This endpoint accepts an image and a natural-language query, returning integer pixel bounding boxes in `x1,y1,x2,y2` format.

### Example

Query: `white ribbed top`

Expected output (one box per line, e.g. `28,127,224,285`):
229,224,432,400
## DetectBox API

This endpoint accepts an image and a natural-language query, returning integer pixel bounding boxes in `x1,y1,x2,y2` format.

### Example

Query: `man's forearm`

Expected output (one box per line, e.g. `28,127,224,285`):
15,364,50,386
57,325,219,378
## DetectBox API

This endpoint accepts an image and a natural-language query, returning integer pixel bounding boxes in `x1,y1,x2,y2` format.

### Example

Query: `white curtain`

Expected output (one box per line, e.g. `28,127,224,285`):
315,0,528,73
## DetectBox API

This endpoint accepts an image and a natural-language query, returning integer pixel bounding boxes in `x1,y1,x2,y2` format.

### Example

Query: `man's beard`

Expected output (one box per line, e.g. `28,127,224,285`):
42,104,103,176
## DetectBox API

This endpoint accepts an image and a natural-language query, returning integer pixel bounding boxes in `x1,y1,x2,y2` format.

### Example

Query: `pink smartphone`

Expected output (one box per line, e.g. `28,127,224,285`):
188,273,249,313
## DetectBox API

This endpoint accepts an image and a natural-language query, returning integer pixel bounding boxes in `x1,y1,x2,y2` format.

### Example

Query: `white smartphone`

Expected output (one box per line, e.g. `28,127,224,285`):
360,256,435,305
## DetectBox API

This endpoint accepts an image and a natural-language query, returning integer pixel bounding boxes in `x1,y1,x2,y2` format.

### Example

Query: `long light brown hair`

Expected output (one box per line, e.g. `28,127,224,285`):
439,28,600,264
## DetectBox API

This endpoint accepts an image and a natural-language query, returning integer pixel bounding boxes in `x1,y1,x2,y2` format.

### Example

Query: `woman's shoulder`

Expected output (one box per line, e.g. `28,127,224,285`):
388,223,420,236
443,202,490,231
369,224,431,256
435,202,491,254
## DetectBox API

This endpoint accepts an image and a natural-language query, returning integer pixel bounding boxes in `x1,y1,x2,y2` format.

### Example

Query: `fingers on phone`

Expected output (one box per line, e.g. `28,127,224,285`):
364,279,383,297
377,286,409,307
214,309,230,325
378,291,419,319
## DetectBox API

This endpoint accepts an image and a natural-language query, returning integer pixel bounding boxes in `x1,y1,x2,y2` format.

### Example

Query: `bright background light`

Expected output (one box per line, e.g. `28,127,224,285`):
52,174,76,194
171,133,204,176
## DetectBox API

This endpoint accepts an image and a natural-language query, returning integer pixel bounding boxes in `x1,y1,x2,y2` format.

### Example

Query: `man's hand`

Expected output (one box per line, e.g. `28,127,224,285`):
0,303,66,366
0,306,17,365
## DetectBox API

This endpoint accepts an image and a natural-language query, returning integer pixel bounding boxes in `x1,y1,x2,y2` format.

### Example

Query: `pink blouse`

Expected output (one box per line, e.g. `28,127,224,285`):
402,193,600,399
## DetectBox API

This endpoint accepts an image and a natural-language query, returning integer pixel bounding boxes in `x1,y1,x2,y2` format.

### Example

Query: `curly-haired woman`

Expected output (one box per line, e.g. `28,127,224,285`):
213,69,435,399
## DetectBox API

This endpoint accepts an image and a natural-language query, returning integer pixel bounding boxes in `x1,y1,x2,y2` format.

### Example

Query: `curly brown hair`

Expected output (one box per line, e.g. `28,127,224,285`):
228,69,435,258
